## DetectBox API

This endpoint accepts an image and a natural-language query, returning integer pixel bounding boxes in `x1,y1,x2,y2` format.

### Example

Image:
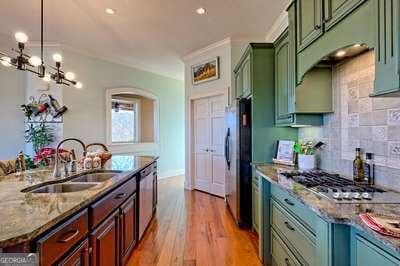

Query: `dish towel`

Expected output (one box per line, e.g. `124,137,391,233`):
359,213,400,238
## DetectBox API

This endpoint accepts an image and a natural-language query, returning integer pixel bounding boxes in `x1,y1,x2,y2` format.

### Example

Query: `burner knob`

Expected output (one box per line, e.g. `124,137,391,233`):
352,192,361,200
333,192,342,200
343,192,351,200
362,192,372,200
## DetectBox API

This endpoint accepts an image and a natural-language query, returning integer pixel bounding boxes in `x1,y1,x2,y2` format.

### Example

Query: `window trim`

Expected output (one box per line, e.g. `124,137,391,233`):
105,87,159,149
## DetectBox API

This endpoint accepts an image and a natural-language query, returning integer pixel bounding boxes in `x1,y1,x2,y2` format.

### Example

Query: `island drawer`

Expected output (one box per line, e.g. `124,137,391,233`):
271,228,302,266
90,177,136,229
36,209,89,266
271,199,316,265
271,184,316,232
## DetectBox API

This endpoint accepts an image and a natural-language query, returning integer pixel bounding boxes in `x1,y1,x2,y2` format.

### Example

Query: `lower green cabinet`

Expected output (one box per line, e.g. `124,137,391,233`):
351,229,400,266
262,178,400,266
252,176,260,234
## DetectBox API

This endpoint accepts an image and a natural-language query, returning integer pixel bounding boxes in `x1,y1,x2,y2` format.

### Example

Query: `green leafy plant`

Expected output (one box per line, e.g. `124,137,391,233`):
293,141,316,155
24,154,37,170
25,122,55,154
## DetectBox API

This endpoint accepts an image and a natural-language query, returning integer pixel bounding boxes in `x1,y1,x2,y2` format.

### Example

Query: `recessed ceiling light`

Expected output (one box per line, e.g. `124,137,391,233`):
105,8,115,15
196,7,206,15
336,50,346,57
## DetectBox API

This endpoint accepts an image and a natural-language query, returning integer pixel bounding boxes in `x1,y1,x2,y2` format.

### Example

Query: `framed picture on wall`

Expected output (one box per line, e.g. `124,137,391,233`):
191,57,220,85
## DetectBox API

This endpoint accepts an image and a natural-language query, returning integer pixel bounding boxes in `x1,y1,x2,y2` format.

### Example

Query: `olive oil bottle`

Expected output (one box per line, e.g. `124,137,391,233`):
353,148,364,182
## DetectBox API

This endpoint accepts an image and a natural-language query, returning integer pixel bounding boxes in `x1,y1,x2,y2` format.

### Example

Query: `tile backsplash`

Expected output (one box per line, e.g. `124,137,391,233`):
299,51,400,190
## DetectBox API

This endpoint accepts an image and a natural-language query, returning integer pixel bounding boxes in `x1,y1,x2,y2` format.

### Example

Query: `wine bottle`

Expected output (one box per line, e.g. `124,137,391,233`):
353,148,364,182
364,153,374,185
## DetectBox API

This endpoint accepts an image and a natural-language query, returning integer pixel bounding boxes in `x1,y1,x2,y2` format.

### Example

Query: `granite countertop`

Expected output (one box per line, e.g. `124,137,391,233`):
253,163,400,252
0,155,157,248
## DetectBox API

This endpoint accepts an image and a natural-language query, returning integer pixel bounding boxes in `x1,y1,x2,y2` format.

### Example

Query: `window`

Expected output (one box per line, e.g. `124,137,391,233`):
106,88,159,148
111,99,139,143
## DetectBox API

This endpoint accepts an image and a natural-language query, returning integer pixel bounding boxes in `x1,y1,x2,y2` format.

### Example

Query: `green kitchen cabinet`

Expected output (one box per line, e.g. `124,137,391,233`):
235,43,298,260
372,0,400,96
242,57,252,98
274,24,332,127
234,53,251,99
252,176,260,234
296,0,324,52
274,30,294,126
235,67,243,99
323,0,367,31
351,229,400,266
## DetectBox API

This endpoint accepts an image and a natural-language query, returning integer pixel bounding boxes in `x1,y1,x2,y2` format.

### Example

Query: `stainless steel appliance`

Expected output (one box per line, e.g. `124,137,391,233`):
281,171,400,204
225,99,252,227
139,165,155,240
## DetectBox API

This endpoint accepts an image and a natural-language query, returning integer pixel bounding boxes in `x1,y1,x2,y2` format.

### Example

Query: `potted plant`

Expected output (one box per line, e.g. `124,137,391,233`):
25,122,55,165
294,141,318,170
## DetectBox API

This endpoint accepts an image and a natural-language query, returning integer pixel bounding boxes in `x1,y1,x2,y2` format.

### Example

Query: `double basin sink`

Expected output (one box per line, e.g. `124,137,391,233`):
23,171,122,194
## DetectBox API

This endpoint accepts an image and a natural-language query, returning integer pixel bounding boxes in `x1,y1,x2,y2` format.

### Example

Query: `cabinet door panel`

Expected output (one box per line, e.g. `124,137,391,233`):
242,57,252,98
90,211,119,266
373,0,400,96
252,182,260,233
275,31,294,126
324,0,367,30
235,70,243,99
296,0,323,51
120,194,137,265
354,234,400,266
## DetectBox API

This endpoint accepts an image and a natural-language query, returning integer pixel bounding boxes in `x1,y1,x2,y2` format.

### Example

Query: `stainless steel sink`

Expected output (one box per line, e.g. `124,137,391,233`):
70,172,118,183
27,183,97,193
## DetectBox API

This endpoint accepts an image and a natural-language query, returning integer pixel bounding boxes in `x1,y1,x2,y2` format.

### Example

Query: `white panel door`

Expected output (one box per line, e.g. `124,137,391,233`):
193,95,225,197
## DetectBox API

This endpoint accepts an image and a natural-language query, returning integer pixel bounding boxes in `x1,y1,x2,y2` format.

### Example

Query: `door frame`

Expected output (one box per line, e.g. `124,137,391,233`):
187,91,226,192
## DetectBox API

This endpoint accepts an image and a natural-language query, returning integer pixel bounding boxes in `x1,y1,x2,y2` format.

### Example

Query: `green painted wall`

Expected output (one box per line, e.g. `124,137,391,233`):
61,48,185,177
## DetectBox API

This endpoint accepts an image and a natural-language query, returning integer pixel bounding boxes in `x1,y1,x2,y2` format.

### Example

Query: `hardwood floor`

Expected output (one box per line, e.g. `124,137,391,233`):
127,176,261,266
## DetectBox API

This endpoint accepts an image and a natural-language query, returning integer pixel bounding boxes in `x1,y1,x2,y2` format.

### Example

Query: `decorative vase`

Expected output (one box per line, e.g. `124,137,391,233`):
298,154,316,170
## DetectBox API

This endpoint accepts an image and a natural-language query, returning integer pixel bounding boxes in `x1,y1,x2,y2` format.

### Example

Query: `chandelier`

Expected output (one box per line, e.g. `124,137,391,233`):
0,0,82,88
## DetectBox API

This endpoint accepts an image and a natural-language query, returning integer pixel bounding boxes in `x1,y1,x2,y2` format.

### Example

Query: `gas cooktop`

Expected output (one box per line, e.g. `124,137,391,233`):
280,171,400,204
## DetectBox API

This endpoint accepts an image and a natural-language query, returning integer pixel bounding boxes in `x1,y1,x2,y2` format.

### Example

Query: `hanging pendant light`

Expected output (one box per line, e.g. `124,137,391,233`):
0,0,83,88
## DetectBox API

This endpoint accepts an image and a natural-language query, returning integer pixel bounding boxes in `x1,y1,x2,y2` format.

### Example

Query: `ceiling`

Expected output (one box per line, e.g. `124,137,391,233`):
0,0,289,80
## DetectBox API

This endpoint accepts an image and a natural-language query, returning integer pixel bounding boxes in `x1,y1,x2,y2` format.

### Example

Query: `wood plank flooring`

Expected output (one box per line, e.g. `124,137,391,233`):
127,176,261,266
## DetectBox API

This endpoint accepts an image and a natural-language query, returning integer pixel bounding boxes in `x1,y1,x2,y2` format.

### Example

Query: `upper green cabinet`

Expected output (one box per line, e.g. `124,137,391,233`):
274,31,293,125
372,0,400,96
323,0,367,31
235,67,243,99
292,0,400,96
296,0,323,52
274,9,333,127
235,53,252,99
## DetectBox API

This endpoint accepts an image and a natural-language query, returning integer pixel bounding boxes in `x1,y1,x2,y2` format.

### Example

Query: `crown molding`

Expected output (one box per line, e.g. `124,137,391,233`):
265,8,289,43
182,37,231,61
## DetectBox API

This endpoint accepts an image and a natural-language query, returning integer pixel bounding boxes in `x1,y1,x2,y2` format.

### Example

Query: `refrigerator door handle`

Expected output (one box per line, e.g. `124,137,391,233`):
225,128,231,169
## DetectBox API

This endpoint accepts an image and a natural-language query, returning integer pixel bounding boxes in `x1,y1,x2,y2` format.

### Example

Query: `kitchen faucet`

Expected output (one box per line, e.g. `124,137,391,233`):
53,138,87,178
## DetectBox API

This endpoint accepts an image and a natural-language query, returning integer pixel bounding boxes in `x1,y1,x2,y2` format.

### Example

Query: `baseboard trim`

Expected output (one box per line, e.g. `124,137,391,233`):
158,169,185,179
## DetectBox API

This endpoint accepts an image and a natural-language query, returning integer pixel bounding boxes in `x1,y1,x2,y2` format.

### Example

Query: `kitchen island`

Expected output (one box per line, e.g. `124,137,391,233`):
255,163,400,266
0,155,158,265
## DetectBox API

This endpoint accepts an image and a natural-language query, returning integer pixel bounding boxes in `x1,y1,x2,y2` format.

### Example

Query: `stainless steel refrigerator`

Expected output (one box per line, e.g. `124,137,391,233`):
225,98,252,228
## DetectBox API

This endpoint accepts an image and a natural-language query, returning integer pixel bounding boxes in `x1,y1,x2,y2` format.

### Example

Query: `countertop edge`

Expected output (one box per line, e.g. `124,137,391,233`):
0,157,158,248
254,164,400,253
